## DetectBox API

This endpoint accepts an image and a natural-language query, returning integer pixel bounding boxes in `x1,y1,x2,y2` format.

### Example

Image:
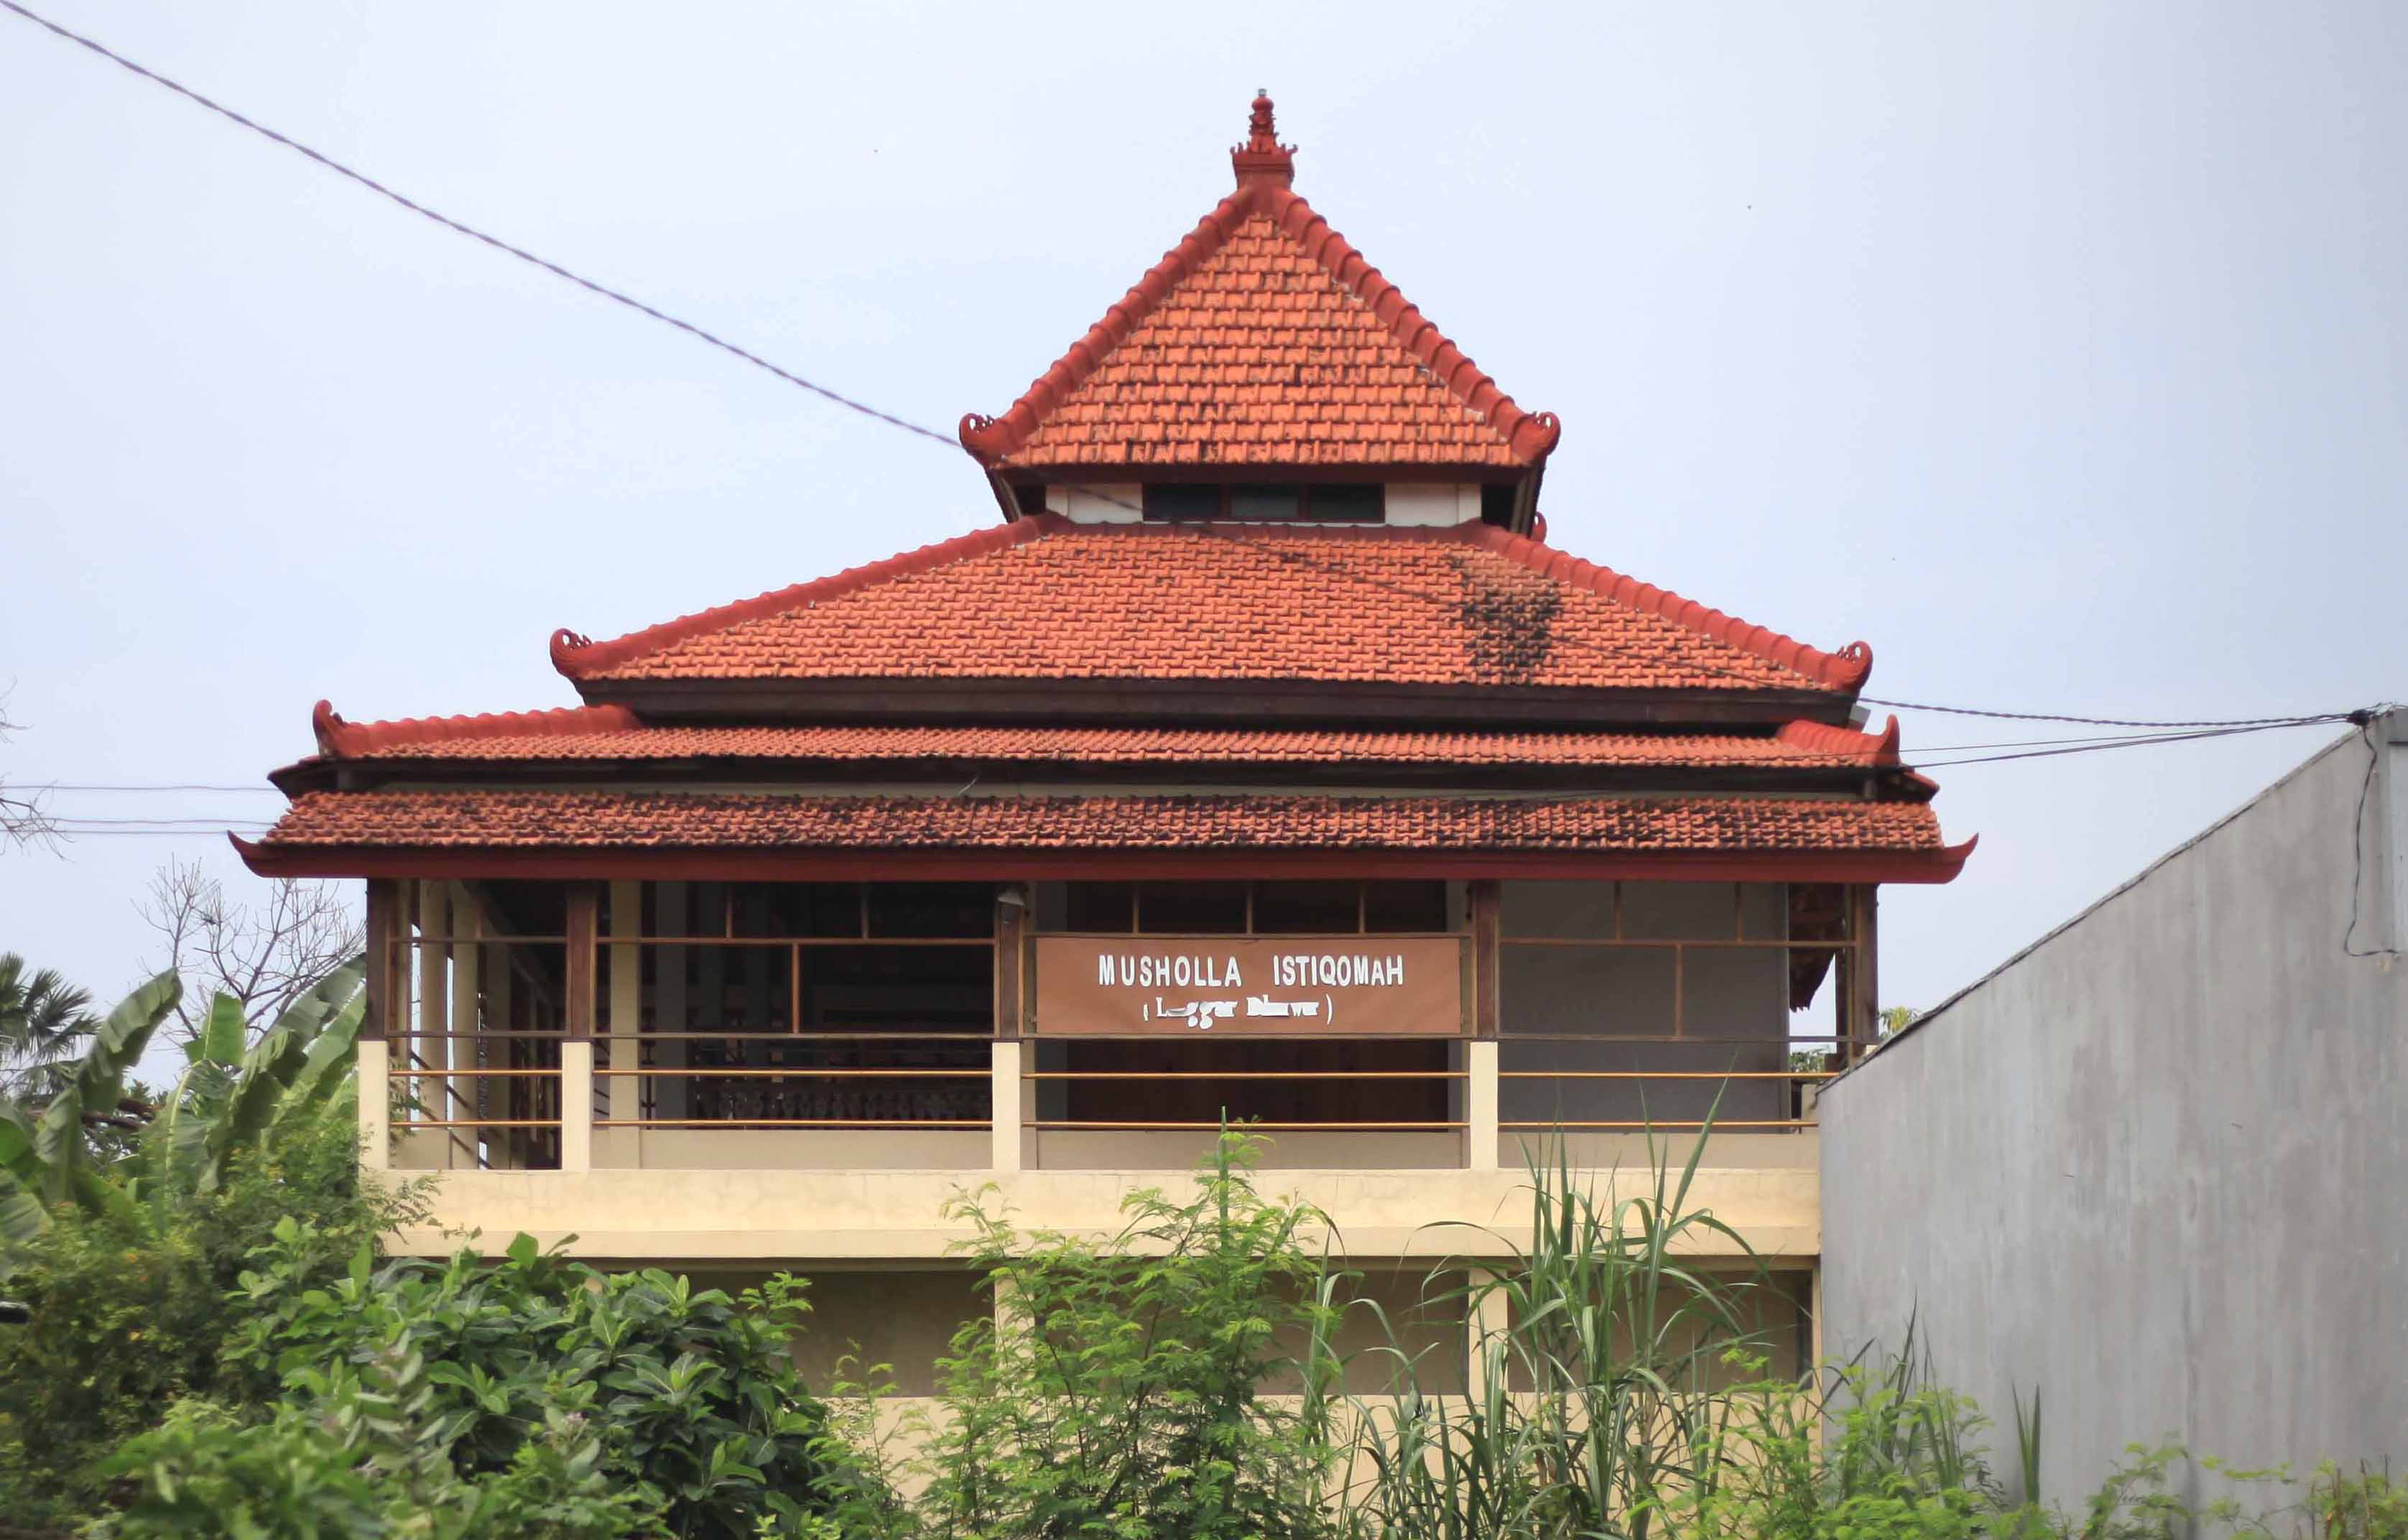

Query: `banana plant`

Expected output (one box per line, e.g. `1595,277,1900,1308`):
0,970,181,1252
2,961,371,1259
136,959,367,1202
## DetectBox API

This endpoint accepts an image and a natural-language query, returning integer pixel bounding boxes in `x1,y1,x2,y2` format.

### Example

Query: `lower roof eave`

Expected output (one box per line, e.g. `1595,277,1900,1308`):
232,835,1974,886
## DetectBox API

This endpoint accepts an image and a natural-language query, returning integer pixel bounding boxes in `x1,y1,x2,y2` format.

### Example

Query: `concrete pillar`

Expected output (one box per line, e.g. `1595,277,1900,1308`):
990,1039,1024,1173
1467,1039,1501,1171
446,883,482,1169
655,882,688,1121
606,880,642,1166
415,881,447,1128
560,1039,593,1173
357,1036,390,1172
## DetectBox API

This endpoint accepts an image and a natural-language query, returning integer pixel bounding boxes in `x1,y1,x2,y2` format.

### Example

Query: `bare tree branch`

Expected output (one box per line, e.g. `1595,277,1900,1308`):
0,690,62,852
139,855,362,1040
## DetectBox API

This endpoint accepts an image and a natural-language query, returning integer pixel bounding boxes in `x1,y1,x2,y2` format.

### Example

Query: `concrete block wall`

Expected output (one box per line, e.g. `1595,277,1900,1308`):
1819,718,2408,1500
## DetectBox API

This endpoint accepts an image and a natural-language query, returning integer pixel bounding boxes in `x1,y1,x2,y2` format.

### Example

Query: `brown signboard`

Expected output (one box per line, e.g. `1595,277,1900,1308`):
1033,935,1465,1036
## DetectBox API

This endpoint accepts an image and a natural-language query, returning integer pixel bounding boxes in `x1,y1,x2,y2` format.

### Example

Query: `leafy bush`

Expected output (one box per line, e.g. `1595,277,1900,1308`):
195,1218,861,1538
899,1130,1346,1540
0,1092,425,1526
100,1393,659,1539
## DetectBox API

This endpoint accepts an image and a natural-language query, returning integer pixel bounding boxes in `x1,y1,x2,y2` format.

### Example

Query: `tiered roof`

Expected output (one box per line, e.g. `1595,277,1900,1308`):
238,95,1967,886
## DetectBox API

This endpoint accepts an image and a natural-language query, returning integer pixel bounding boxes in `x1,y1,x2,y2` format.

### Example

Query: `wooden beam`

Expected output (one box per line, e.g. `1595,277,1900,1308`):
1851,883,1881,1056
573,676,1847,730
565,883,598,1040
994,883,1029,1038
361,878,401,1040
1469,879,1501,1039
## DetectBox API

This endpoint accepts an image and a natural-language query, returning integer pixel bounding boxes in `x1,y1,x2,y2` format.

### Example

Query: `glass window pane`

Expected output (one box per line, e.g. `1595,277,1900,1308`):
1230,483,1302,521
1307,484,1384,522
1364,881,1449,932
1253,881,1361,934
1136,881,1248,934
1142,483,1220,521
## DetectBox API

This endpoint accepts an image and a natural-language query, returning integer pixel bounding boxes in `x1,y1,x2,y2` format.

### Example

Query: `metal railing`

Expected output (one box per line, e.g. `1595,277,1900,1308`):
593,1030,992,1130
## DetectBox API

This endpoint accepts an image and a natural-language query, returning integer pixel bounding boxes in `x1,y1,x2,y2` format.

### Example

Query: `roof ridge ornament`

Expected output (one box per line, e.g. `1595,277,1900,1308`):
1231,90,1295,190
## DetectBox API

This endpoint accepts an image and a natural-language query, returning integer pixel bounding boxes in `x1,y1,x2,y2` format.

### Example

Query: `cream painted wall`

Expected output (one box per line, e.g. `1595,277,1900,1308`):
1382,483,1483,526
383,1148,1819,1263
1042,483,1143,521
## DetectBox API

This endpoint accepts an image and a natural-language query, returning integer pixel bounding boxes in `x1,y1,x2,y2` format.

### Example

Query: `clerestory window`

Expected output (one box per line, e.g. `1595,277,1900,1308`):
1141,483,1384,523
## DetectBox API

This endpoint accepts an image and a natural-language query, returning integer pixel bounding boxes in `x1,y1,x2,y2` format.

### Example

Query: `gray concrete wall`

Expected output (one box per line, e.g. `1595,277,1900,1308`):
1820,717,2408,1500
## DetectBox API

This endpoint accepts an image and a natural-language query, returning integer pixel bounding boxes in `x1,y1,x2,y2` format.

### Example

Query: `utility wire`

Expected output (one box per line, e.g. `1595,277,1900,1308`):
0,0,954,447
34,783,282,794
2,0,2376,761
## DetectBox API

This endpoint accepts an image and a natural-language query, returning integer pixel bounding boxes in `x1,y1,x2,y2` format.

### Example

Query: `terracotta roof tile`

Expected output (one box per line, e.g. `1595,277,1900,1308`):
958,96,1557,473
318,717,1902,770
552,519,1872,692
257,788,1956,862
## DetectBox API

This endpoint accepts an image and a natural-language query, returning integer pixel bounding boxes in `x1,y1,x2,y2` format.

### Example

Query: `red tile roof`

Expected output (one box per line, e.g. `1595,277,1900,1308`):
549,519,1873,692
254,788,1958,864
312,713,1902,770
958,95,1557,472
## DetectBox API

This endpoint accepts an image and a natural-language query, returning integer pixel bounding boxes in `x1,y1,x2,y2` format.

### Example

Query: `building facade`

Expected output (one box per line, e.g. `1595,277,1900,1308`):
241,97,1970,1394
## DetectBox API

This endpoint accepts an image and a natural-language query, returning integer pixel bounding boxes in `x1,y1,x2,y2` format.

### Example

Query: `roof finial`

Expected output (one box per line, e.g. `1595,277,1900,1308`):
1231,89,1295,190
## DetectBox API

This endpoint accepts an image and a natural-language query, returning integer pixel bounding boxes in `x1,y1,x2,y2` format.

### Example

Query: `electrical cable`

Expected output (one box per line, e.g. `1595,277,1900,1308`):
31,783,282,794
2341,715,2399,958
0,0,954,447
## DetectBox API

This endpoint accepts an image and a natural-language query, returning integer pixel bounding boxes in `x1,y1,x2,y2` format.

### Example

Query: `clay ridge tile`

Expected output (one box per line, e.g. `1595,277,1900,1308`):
325,721,1902,769
550,516,1062,679
311,699,641,759
1774,715,1901,764
1452,524,1876,692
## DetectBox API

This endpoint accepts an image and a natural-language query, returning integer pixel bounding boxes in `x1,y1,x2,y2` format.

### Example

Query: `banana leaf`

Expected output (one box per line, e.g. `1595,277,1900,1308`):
29,972,177,1206
197,960,363,1193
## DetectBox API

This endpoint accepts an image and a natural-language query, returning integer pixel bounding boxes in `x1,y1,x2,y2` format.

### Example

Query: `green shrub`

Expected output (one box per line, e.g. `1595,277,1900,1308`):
99,1386,662,1539
0,1093,425,1526
202,1219,859,1538
903,1129,1346,1540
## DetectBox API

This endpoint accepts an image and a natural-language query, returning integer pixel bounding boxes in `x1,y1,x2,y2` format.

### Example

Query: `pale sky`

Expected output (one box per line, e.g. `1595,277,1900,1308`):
2,1,2401,1034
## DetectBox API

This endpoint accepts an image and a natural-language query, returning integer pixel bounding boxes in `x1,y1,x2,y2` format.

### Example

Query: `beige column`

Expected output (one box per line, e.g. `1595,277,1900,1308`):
413,881,448,1157
356,1036,390,1172
990,1039,1024,1173
445,882,482,1169
559,1039,594,1173
1467,1039,1501,1171
606,880,642,1168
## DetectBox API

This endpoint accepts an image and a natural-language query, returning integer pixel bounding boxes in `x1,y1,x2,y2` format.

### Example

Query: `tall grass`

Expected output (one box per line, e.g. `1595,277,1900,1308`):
1337,1107,1785,1540
1325,1112,2404,1540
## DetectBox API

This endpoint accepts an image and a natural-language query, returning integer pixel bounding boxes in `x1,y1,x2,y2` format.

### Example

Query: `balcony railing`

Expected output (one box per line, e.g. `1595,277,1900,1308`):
361,878,1872,1173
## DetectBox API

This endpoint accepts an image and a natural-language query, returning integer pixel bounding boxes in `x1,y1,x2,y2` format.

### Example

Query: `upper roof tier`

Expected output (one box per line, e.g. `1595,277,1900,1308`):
958,95,1558,481
545,517,1873,720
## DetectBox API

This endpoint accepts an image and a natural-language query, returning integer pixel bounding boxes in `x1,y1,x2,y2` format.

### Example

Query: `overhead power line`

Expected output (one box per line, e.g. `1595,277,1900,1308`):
0,0,953,447
3,0,2381,766
34,783,282,794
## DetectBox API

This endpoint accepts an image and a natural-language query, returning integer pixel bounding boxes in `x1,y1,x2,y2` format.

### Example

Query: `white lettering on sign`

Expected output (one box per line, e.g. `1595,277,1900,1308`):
1094,953,1246,989
1272,953,1407,988
1037,935,1462,1036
